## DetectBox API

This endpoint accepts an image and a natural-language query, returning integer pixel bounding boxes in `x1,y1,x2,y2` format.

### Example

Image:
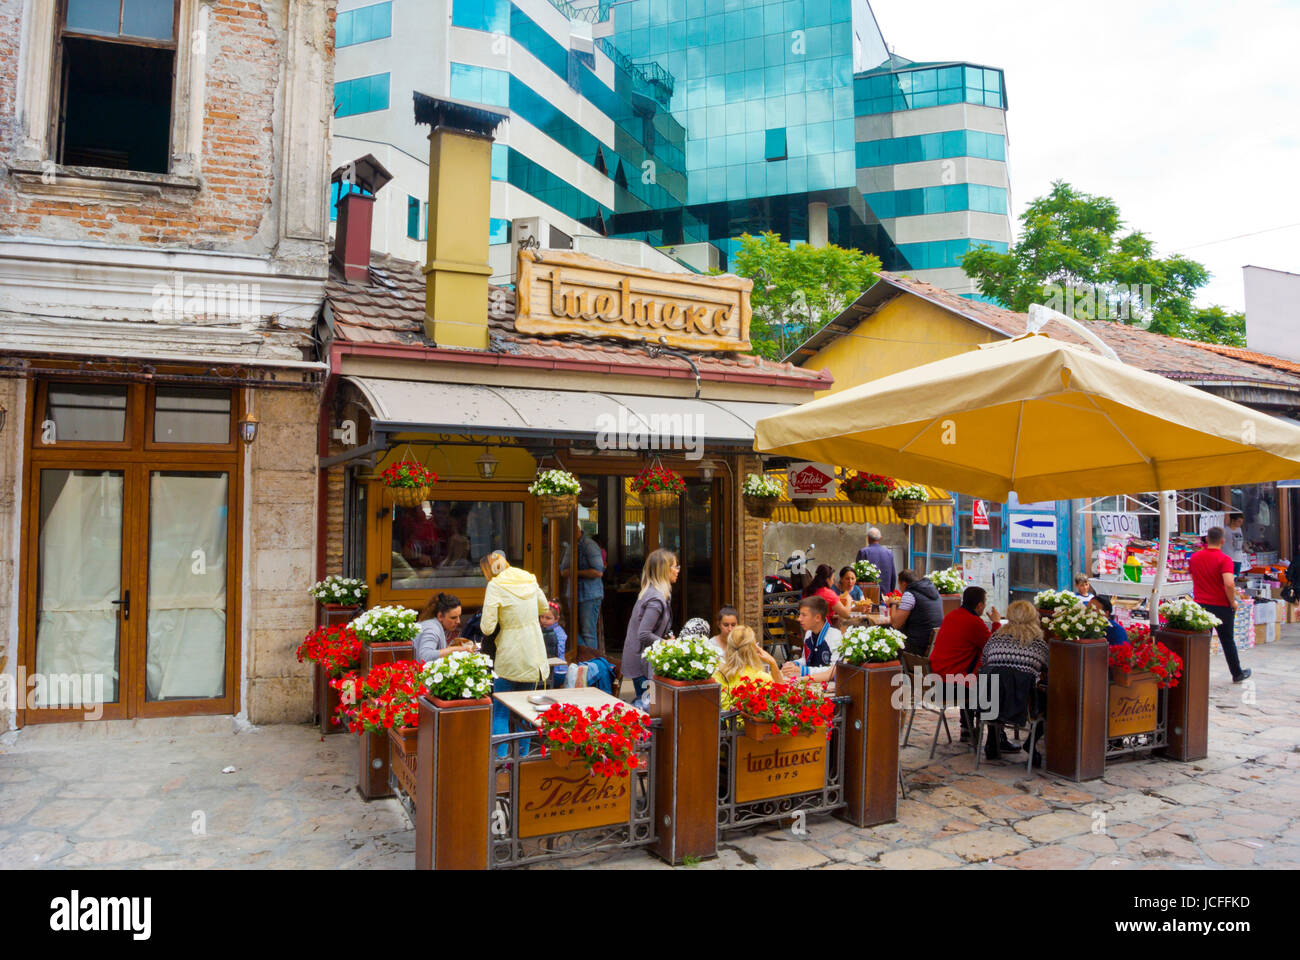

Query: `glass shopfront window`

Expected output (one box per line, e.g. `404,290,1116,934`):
1010,553,1057,605
957,494,1001,550
389,499,524,591
1233,483,1280,565
909,523,953,575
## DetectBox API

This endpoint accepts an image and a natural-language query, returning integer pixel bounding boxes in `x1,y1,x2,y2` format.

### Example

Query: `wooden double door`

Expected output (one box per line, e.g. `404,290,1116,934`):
20,381,242,722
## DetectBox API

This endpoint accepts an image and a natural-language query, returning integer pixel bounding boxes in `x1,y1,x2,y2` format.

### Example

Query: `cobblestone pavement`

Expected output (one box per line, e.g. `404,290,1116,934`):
2,634,1297,870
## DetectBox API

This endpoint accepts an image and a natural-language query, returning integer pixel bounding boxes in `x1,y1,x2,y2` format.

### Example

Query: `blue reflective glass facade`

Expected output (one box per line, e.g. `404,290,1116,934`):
334,73,390,117
617,0,858,206
337,2,392,47
856,130,1006,168
863,183,1008,219
409,1,1010,276
854,64,1004,115
895,238,1008,271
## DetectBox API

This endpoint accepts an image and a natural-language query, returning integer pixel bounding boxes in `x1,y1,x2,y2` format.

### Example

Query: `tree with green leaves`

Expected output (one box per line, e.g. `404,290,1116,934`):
961,181,1246,346
730,231,881,360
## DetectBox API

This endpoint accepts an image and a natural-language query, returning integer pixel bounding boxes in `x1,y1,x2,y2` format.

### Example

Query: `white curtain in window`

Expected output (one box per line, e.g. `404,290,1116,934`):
146,473,228,700
34,471,123,705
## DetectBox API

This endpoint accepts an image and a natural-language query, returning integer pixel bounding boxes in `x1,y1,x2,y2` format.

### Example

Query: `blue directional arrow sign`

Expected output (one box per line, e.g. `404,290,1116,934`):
1009,513,1058,550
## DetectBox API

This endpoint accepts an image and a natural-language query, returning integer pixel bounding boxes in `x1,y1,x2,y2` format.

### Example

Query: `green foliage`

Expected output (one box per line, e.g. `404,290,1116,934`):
731,231,881,360
960,181,1246,346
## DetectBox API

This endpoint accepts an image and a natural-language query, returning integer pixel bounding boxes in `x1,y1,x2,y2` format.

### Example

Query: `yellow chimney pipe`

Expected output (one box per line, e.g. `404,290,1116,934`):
414,94,509,350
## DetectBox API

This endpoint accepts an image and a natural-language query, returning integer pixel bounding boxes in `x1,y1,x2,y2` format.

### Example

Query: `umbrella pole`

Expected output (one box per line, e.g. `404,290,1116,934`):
1151,490,1175,609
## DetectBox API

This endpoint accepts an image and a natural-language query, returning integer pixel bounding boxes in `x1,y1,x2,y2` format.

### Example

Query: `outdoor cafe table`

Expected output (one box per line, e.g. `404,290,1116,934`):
494,687,635,727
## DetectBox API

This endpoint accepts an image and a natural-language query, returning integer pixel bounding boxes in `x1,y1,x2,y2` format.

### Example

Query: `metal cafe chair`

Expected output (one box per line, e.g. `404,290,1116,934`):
899,649,960,759
973,685,1044,777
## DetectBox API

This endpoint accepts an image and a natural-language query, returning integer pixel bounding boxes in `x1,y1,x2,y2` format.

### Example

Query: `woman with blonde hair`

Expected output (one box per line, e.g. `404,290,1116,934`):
479,550,549,750
711,625,781,700
620,549,679,704
977,600,1049,763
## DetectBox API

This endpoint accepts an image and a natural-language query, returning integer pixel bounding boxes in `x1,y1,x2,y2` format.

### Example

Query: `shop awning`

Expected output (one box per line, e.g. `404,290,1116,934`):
345,377,794,447
769,482,954,526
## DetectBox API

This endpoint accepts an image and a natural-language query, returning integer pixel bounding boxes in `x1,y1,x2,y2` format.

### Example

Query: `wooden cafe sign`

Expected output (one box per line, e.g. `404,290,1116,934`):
735,731,828,804
1108,675,1159,737
516,249,752,352
517,757,632,839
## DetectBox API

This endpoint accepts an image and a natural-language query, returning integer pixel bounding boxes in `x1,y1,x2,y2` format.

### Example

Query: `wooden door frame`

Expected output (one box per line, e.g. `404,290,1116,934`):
19,377,244,724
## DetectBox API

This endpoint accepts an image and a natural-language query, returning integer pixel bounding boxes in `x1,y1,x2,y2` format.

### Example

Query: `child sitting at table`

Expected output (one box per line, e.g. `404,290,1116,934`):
712,626,781,703
540,600,568,686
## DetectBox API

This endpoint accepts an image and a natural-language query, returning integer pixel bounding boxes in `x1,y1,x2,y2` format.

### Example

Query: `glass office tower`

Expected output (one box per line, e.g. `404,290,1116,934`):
332,0,1012,294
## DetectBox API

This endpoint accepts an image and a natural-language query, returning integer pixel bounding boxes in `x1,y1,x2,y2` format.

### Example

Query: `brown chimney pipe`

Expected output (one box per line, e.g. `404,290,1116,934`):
334,192,375,283
329,154,394,284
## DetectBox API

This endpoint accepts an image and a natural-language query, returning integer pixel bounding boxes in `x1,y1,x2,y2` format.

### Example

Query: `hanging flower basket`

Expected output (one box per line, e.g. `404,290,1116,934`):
631,463,686,512
538,494,577,519
888,483,929,521
741,474,782,519
842,472,894,507
890,499,923,521
528,469,581,519
793,499,820,513
847,489,889,507
381,459,438,508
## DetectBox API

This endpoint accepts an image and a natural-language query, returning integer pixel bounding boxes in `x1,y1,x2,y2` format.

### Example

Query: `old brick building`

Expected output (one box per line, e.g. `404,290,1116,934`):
0,0,335,729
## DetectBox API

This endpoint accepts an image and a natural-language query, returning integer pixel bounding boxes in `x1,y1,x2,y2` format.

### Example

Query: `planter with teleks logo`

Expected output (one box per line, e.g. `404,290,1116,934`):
649,676,720,866
1154,627,1210,762
834,659,902,828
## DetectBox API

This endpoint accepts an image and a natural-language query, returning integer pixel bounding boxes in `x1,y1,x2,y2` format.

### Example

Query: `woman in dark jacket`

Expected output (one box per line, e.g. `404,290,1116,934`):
620,549,679,703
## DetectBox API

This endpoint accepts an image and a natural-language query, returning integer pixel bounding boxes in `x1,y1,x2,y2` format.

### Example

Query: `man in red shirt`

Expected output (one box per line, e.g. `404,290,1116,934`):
1189,527,1250,682
929,586,1001,742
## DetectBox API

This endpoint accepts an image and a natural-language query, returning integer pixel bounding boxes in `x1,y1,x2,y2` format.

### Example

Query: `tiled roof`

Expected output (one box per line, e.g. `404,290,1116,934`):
852,273,1300,390
324,252,829,387
1174,339,1300,376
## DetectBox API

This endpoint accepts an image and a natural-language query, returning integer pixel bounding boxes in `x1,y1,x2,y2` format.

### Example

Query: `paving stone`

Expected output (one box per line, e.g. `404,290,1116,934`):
25,799,98,830
59,839,164,866
951,777,1019,799
1003,794,1051,815
77,799,163,839
1200,839,1258,867
931,828,1031,862
0,830,71,867
1067,832,1119,854
0,797,39,828
1153,783,1227,806
753,838,830,870
1013,811,1094,843
877,847,962,869
1124,826,1205,862
996,844,1093,869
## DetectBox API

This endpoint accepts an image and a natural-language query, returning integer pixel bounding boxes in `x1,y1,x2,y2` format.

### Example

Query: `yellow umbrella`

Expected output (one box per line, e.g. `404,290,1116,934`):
755,333,1300,503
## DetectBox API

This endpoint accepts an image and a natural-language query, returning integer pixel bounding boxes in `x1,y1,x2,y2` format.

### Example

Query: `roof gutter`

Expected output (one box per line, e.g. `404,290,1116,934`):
328,340,832,390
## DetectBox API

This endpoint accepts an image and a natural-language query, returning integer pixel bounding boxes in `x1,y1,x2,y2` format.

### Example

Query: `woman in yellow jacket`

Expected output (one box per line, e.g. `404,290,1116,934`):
712,625,782,707
479,551,550,750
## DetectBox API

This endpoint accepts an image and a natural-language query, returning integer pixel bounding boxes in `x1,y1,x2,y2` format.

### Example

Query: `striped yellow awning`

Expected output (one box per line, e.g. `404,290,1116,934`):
768,480,954,526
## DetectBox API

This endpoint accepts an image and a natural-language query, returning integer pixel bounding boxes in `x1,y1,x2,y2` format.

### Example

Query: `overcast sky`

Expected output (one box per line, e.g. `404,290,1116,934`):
869,0,1300,312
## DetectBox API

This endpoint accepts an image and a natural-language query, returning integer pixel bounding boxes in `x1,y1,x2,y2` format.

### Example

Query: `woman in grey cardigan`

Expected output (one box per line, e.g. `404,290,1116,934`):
414,593,474,662
620,549,680,702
